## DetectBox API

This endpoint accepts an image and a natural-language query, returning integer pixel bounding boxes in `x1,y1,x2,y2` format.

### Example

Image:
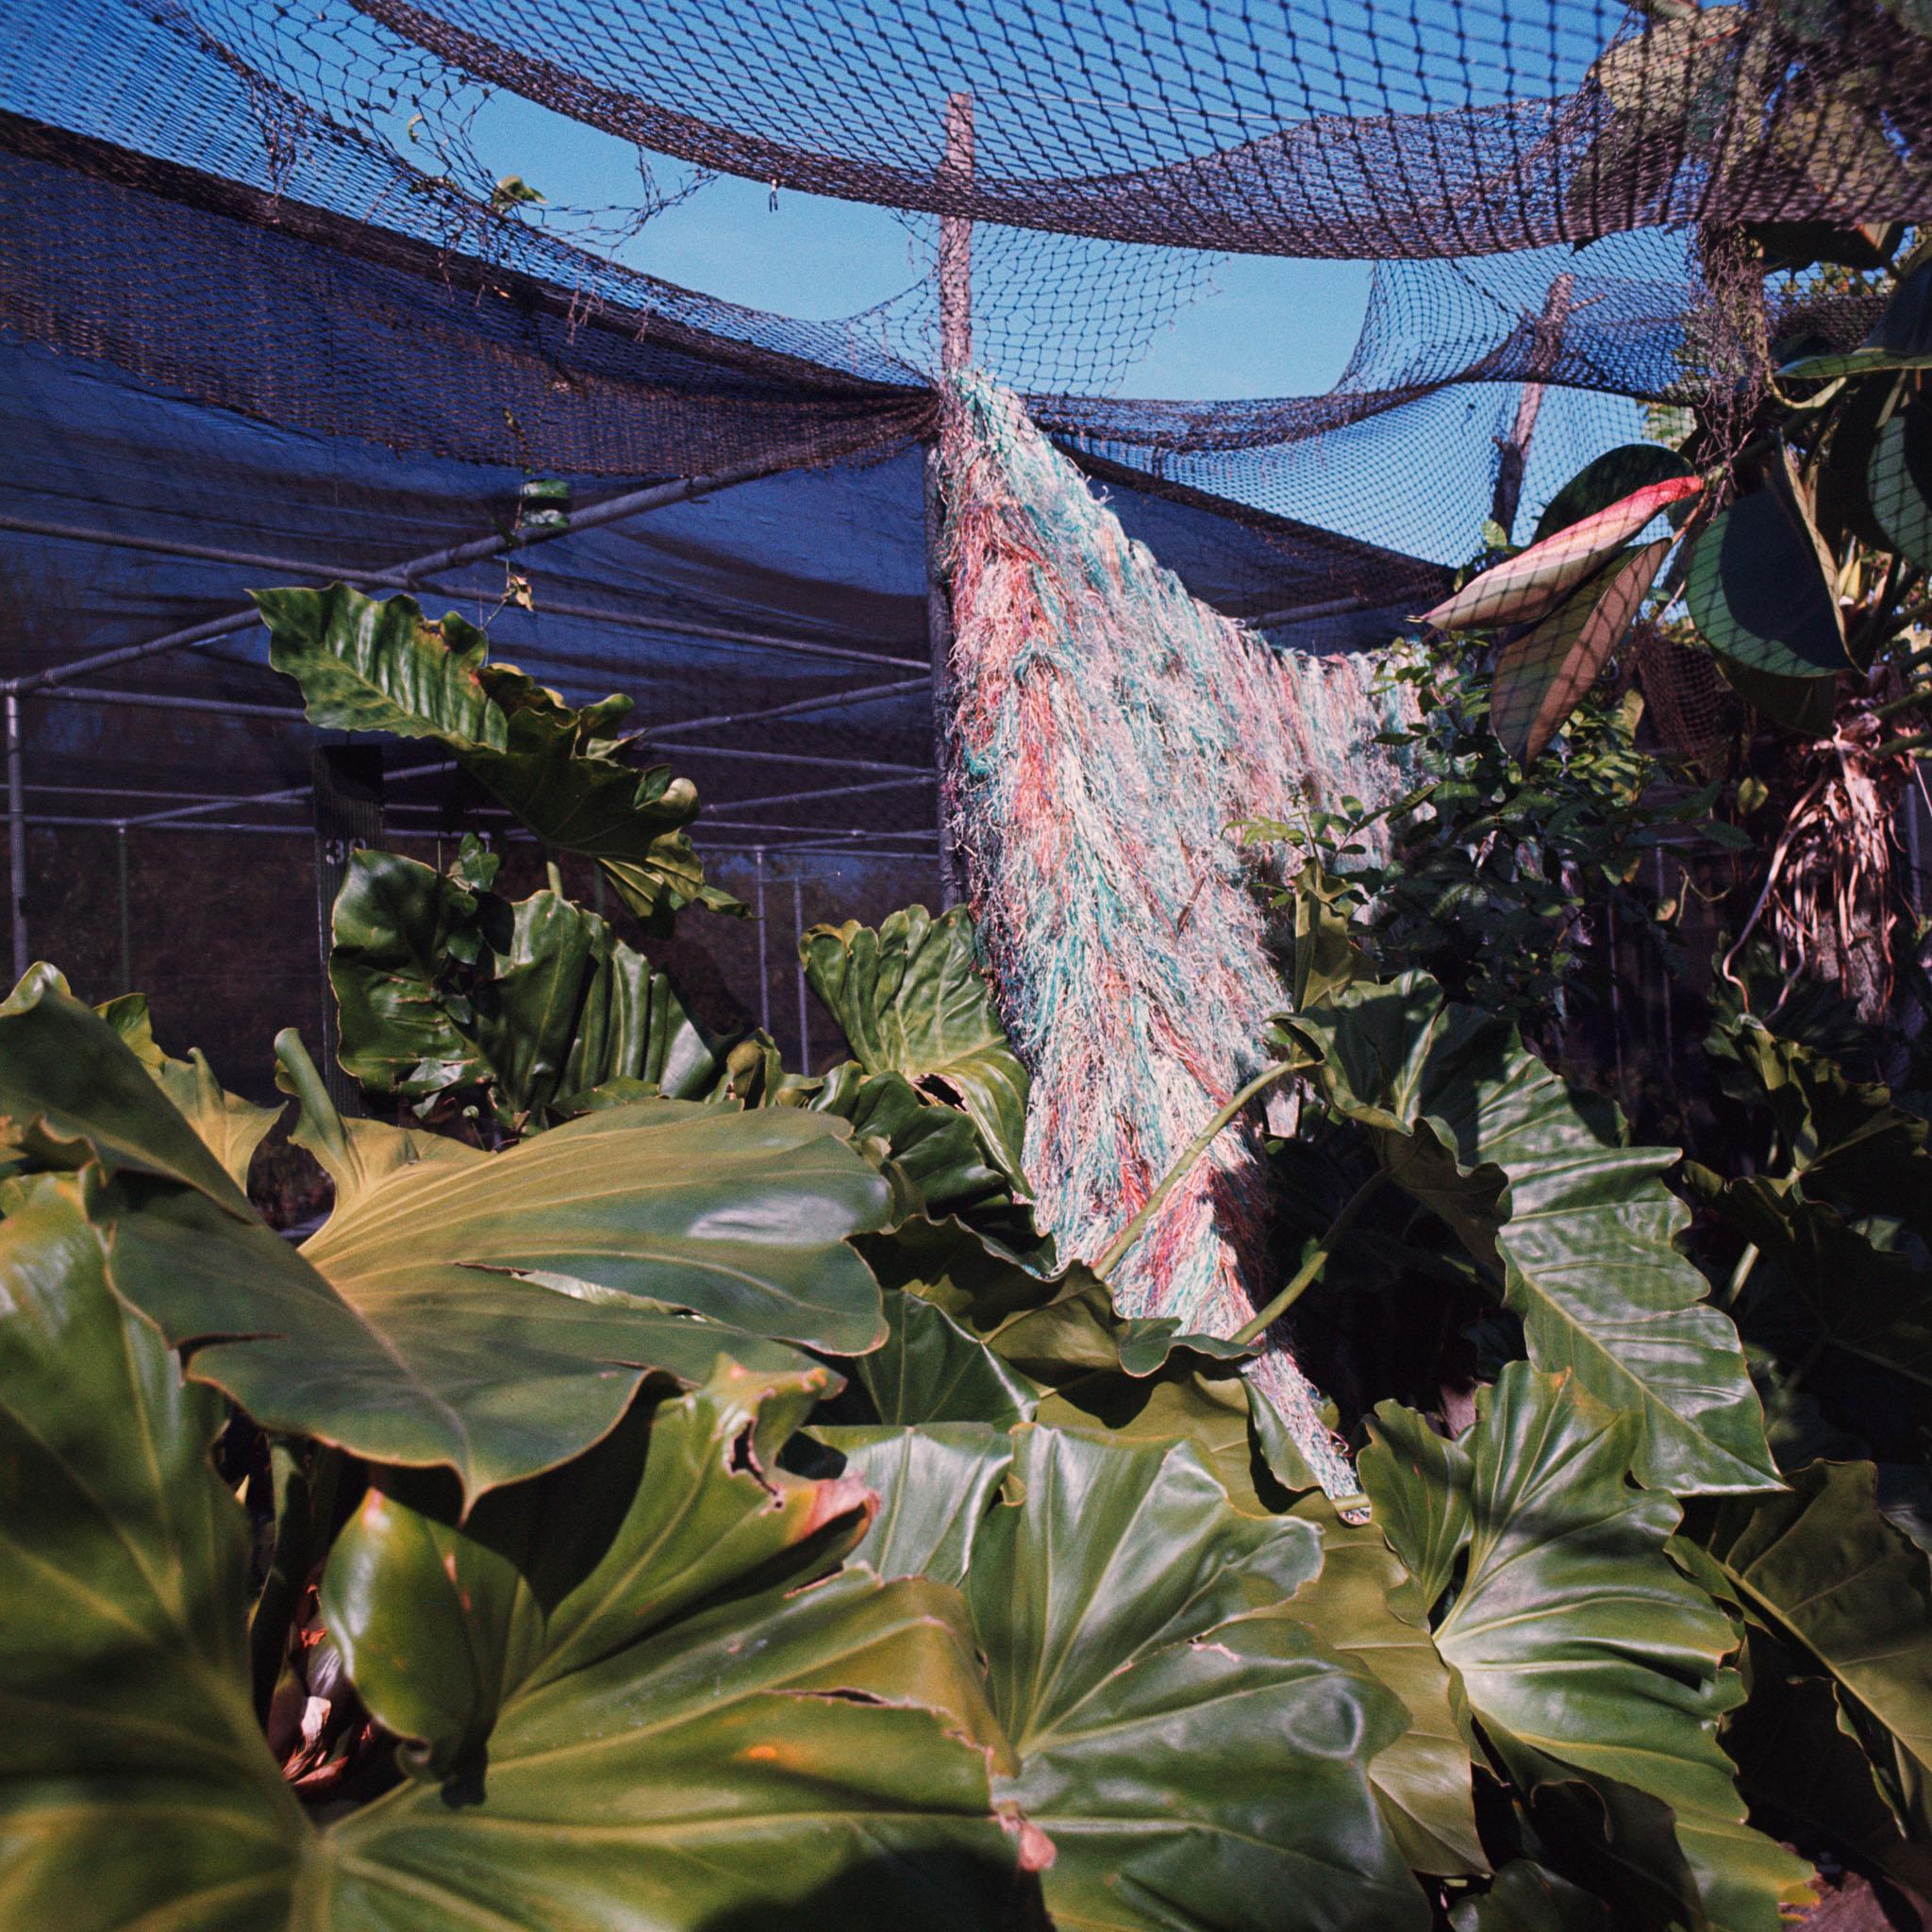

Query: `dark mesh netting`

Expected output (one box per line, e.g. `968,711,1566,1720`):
2,0,1926,1078
287,0,1932,256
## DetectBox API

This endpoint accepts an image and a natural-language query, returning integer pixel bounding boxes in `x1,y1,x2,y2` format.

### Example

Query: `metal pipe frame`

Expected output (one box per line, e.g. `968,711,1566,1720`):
2,514,930,676
645,675,932,739
1,444,829,699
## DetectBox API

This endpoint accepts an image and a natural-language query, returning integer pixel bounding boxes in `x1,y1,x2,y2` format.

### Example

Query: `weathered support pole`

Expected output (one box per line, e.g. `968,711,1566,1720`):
792,873,811,1069
310,746,383,1119
1491,272,1575,541
927,90,974,910
6,693,25,983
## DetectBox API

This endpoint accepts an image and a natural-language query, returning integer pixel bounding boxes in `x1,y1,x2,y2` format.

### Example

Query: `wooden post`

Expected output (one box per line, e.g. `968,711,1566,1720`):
310,745,383,1119
1491,272,1575,541
928,91,974,909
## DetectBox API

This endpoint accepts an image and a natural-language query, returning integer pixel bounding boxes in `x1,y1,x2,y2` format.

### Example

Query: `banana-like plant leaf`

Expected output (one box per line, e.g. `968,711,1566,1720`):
1421,475,1703,633
6,975,891,1500
811,1423,1017,1584
1288,974,1777,1494
1698,1458,1932,1840
1284,1503,1487,1876
1532,446,1698,544
967,1425,1429,1932
801,906,1029,1185
1413,1366,1813,1931
1684,452,1849,681
256,582,741,931
1869,395,1932,574
1781,258,1932,376
1491,537,1671,766
1451,1862,1614,1931
0,1176,307,1927
331,841,733,1126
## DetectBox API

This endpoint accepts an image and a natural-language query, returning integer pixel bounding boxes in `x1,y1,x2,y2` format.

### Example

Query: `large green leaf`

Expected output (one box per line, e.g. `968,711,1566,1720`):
1683,453,1848,681
1699,1458,1932,1840
1724,1628,1932,1897
811,1422,1017,1585
256,581,741,931
1421,475,1702,633
1451,1863,1614,1931
968,1425,1427,1932
1388,1366,1812,1931
801,905,1029,1184
1869,394,1932,574
849,1285,1043,1425
1357,1402,1474,1614
330,840,732,1126
1287,974,1776,1494
0,1240,1030,1931
4,975,891,1501
0,1176,307,1929
1491,537,1669,766
1284,1504,1486,1877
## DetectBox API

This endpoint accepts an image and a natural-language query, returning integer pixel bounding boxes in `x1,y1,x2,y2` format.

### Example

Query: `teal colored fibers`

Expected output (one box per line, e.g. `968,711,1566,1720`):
940,375,1417,1501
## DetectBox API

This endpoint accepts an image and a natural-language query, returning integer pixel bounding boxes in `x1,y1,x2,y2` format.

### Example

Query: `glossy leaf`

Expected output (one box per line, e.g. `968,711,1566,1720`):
1289,974,1776,1493
0,1176,307,1928
1358,1403,1474,1613
1700,1458,1932,1840
1451,1862,1614,1931
968,1425,1428,1932
1285,1503,1486,1876
1869,395,1932,574
851,1285,1043,1425
811,1422,1016,1585
1491,536,1670,765
6,981,892,1500
256,581,740,931
801,905,1029,1184
1427,1367,1812,1932
1421,475,1702,633
1684,453,1848,681
1532,445,1697,544
331,841,732,1124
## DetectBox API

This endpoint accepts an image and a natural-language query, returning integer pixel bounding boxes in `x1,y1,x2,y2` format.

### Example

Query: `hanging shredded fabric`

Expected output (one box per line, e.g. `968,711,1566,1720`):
941,373,1417,1498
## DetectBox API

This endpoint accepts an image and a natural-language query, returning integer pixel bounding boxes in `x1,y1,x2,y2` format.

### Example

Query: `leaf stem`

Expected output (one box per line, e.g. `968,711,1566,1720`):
1232,1167,1391,1344
1091,1059,1298,1280
249,1439,343,1725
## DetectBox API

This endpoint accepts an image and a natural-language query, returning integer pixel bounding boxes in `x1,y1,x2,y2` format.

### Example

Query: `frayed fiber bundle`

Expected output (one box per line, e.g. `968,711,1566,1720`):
940,375,1416,1496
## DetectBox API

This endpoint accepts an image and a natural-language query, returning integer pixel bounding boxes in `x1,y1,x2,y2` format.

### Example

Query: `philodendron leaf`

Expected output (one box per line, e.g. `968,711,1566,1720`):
331,842,733,1124
1358,1402,1474,1614
801,905,1029,1185
850,1287,1043,1426
0,1242,1031,1931
1425,1367,1812,1932
811,1423,1017,1585
1451,1862,1614,1931
968,1426,1428,1932
1285,1504,1486,1877
0,1176,307,1927
1684,452,1848,681
256,581,741,932
3,978,893,1502
1289,973,1776,1494
1421,475,1702,633
1491,537,1670,766
1698,1458,1932,1840
8,973,279,1193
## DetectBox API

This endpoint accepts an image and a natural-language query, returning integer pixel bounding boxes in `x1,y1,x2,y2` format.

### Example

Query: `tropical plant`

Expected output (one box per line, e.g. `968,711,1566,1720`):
6,565,1932,1930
